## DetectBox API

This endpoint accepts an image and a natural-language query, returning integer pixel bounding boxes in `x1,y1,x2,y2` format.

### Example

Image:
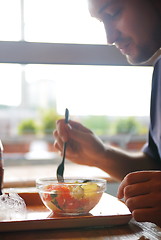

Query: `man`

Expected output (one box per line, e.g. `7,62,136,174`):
53,0,161,226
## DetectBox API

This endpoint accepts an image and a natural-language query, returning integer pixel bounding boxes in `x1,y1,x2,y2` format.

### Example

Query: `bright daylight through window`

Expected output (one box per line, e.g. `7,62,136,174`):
0,0,153,184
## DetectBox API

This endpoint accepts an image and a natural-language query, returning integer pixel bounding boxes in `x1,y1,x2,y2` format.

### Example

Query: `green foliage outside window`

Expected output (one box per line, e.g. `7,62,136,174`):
18,119,38,135
40,109,61,134
114,117,141,134
81,116,110,135
81,116,148,136
18,110,148,137
17,109,61,136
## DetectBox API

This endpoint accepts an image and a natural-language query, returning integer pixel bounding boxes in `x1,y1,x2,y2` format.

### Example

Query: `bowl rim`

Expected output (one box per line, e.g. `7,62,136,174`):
36,177,107,186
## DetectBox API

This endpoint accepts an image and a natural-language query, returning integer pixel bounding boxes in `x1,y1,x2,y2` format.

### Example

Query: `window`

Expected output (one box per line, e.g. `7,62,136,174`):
24,64,152,116
23,0,106,44
0,0,21,41
0,0,153,184
0,0,106,44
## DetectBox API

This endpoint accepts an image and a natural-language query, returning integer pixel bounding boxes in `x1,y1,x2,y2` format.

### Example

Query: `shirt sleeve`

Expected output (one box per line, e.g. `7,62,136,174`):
142,142,155,159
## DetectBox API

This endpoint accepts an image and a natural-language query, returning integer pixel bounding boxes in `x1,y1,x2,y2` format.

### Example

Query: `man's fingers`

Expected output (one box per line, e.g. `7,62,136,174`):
117,179,127,199
123,171,150,184
125,194,152,211
53,129,64,152
123,182,150,201
117,171,152,199
132,208,161,225
53,141,62,153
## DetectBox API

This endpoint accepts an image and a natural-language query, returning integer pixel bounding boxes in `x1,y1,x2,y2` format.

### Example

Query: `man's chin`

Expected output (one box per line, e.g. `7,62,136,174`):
125,55,142,65
125,48,161,65
126,54,152,65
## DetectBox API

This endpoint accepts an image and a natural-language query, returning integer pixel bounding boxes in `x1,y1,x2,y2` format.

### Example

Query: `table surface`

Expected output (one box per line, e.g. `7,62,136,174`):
1,220,161,240
1,191,161,240
2,164,161,239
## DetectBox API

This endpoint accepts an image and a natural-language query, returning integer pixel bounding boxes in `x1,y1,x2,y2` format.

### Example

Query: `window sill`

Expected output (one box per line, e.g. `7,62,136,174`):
3,163,114,189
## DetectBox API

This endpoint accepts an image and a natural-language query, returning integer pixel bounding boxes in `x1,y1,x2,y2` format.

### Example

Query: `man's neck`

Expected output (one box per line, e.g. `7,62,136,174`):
146,48,161,66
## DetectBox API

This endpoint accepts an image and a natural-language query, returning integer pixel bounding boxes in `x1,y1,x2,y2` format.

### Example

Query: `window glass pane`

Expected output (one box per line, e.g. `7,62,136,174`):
0,0,21,41
1,64,153,182
24,0,106,44
0,63,21,106
24,64,152,116
0,63,152,139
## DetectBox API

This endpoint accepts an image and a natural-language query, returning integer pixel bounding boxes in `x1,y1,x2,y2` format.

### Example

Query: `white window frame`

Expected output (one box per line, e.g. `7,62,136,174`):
0,41,132,66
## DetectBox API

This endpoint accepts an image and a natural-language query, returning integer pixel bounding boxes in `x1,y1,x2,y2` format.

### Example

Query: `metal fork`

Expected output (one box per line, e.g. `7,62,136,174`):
56,108,69,182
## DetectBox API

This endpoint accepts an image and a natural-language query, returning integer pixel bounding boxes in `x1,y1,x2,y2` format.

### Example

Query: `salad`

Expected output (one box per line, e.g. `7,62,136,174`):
39,181,104,215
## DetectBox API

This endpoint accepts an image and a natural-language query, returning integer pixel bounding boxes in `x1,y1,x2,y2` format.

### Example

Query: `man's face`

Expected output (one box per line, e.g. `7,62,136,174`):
88,0,161,64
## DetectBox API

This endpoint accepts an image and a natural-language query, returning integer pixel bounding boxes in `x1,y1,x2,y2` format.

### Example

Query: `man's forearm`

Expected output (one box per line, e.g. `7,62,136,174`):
98,145,161,181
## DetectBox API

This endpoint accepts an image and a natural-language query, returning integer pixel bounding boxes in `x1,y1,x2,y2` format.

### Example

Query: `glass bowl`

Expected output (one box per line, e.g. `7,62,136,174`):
36,178,106,216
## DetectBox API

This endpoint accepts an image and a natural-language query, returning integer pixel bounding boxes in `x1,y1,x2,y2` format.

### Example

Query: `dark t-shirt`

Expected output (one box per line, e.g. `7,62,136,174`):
143,56,161,163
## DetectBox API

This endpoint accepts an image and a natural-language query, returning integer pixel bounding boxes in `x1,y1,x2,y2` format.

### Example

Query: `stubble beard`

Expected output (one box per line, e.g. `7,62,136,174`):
126,23,161,65
126,45,158,65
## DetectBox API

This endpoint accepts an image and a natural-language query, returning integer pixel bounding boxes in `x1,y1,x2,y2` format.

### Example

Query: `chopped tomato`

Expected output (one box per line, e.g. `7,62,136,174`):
42,193,52,201
43,184,71,205
56,192,89,212
43,184,70,193
53,185,71,195
55,186,72,209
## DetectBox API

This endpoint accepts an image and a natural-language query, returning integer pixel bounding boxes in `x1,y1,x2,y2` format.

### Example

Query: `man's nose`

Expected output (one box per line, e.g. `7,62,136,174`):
103,22,120,45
